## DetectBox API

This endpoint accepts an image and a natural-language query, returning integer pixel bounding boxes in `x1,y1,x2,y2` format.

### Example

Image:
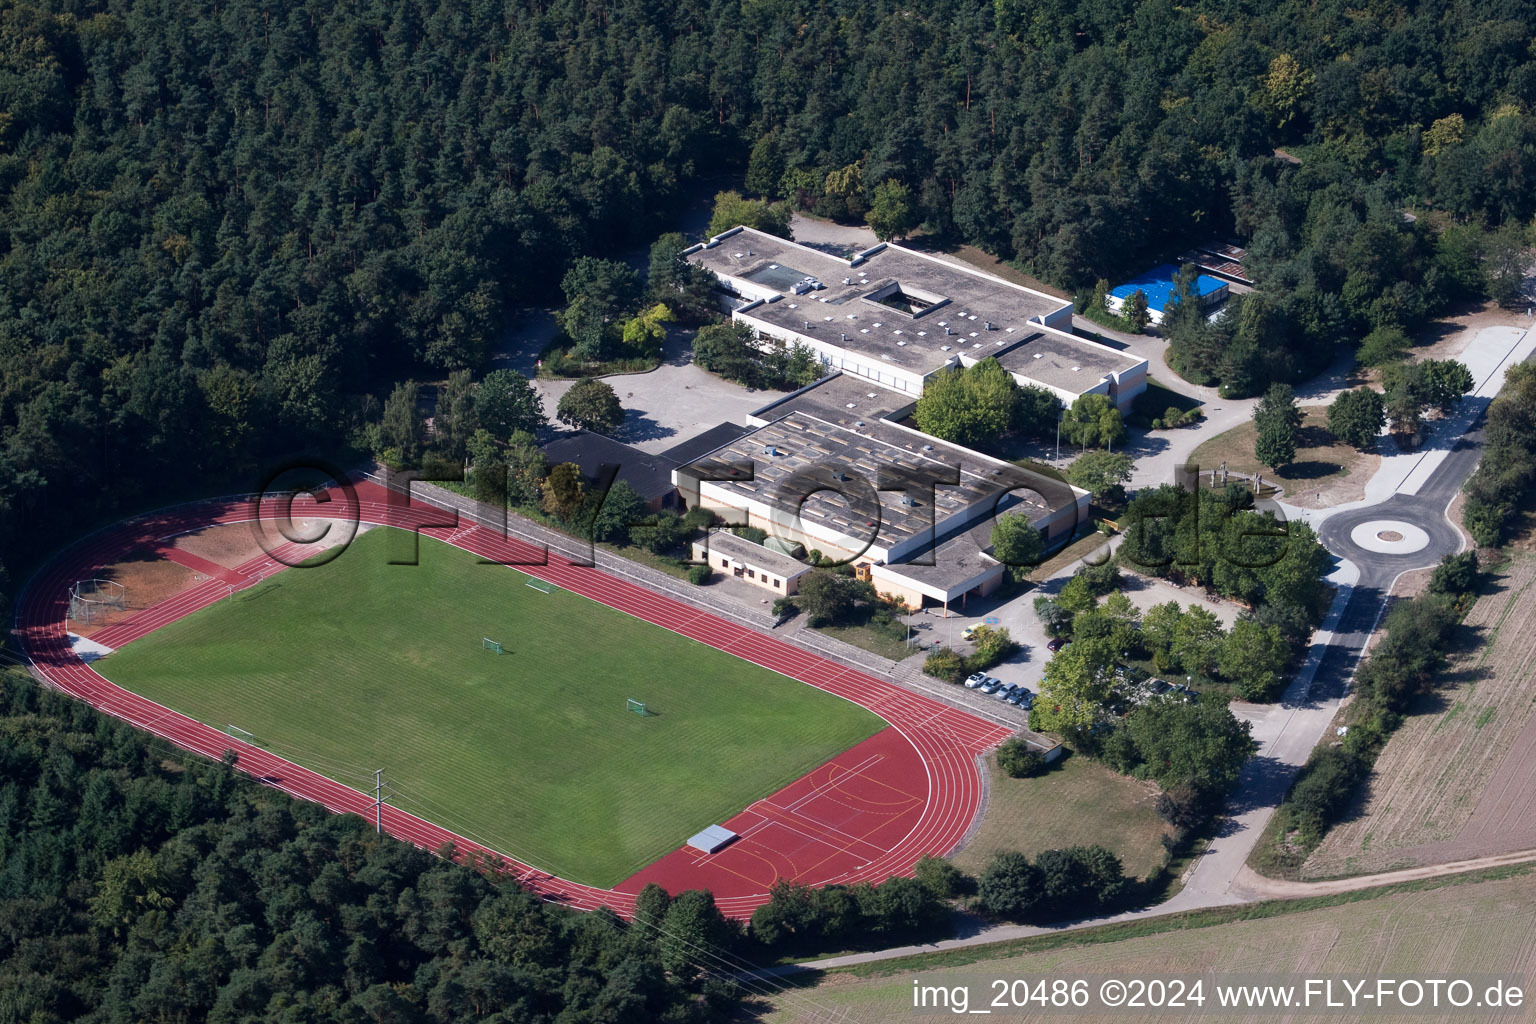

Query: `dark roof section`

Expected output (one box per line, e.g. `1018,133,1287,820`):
541,431,679,501
657,422,754,466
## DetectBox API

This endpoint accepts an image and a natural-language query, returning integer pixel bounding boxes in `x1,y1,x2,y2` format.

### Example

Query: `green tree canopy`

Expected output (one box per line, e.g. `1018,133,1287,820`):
708,190,792,239
1327,387,1386,449
1066,450,1133,502
867,179,918,240
1061,393,1125,450
914,358,1040,450
556,378,625,433
991,509,1045,578
477,371,546,438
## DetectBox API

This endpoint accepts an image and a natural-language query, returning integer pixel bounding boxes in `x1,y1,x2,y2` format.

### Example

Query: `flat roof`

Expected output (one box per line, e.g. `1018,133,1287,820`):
540,430,677,501
694,530,813,578
994,331,1142,391
691,229,1071,377
679,411,1079,551
746,372,911,428
657,421,754,465
876,524,1005,598
1110,263,1227,312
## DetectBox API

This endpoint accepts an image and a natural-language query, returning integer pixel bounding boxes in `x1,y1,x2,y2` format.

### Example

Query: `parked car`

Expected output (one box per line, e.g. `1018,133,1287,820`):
980,678,1004,694
1013,690,1035,710
964,672,987,689
961,625,979,642
1046,636,1068,652
1172,683,1200,702
994,682,1018,701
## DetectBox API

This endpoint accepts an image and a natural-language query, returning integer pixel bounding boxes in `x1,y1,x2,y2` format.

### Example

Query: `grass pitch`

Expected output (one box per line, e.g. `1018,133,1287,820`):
100,527,883,887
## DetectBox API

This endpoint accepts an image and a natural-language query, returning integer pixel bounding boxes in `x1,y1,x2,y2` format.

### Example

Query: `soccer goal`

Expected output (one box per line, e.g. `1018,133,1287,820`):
482,637,505,655
68,578,127,625
226,724,254,744
525,576,557,594
626,699,649,717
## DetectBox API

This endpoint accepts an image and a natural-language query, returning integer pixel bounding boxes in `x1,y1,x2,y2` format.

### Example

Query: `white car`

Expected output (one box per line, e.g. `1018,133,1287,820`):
964,672,987,689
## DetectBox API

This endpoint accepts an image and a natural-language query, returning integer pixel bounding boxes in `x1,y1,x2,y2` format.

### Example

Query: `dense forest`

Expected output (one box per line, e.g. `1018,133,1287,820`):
0,670,749,1022
4,0,1536,594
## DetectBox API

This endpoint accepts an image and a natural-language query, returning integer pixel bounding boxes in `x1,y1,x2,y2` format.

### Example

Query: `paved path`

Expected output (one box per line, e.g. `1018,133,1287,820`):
783,322,1536,972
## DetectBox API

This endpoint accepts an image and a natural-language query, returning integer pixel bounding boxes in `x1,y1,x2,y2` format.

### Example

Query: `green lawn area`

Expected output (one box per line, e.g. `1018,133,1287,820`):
100,527,883,887
949,752,1171,881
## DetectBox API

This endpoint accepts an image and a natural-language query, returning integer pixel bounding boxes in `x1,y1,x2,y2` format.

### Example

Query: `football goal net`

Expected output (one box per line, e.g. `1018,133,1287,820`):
68,578,127,625
626,699,649,717
525,576,557,594
482,637,504,655
226,724,254,744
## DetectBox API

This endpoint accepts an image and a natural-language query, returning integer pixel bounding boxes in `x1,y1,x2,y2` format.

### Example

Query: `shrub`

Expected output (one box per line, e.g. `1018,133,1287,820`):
924,647,966,683
686,564,711,585
997,737,1046,778
1428,550,1479,597
914,855,975,899
1357,326,1412,367
976,851,1041,920
968,625,1019,671
1078,560,1122,596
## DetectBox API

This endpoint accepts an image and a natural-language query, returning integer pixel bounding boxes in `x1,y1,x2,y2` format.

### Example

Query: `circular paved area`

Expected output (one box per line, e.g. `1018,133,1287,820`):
1349,519,1430,554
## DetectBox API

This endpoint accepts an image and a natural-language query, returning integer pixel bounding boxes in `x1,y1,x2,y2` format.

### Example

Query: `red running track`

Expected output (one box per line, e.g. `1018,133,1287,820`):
16,481,1009,918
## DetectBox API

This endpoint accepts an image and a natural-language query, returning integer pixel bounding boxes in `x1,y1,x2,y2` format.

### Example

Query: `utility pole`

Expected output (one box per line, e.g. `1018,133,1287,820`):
1055,413,1062,462
372,769,386,834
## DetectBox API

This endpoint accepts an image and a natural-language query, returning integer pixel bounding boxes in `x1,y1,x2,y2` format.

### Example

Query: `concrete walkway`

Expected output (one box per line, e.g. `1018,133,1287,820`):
780,321,1536,973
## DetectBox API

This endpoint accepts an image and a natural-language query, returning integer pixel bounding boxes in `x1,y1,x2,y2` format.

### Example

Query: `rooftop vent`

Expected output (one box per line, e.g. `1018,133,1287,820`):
1033,353,1043,359
845,402,857,409
899,495,915,507
941,345,951,351
984,321,994,330
897,340,907,346
1072,365,1082,372
922,444,934,451
855,420,865,428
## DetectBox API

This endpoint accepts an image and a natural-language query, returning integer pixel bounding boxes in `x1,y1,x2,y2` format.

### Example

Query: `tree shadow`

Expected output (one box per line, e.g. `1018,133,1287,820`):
1223,754,1297,815
1276,459,1343,482
615,412,677,444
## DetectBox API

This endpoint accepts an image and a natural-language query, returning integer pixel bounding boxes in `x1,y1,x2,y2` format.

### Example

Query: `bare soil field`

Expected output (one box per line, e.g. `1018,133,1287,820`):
173,522,267,569
951,753,1171,882
1302,557,1536,879
1188,406,1380,510
71,551,196,637
761,868,1536,1023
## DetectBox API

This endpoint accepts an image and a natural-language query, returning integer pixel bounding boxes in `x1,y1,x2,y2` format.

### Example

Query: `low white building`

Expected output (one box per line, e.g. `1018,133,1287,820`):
687,226,1148,412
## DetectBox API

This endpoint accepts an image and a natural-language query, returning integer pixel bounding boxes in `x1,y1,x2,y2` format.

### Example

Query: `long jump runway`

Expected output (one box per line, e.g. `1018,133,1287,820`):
15,480,1009,918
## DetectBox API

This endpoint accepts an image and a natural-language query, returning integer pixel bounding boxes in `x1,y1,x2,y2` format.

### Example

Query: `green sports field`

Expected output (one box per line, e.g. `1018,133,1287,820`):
99,527,883,886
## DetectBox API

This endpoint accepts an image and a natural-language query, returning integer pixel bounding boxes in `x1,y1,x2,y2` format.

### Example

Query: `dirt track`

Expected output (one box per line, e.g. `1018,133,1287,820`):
1233,846,1536,900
